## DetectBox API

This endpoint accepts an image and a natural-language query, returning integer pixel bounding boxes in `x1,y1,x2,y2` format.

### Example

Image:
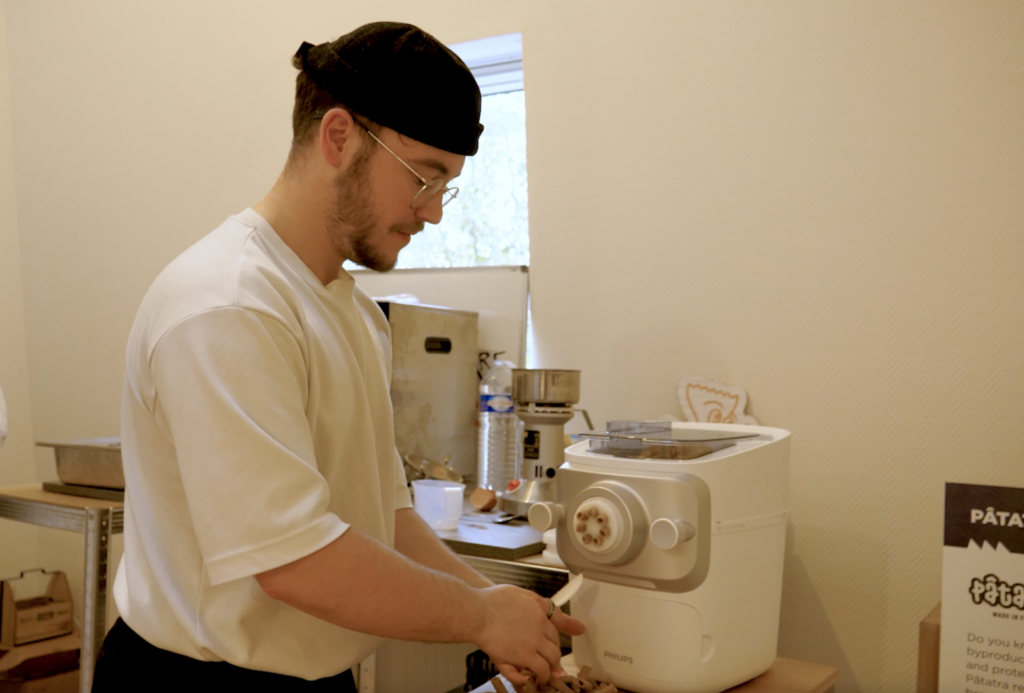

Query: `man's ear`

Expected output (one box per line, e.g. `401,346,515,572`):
318,108,360,168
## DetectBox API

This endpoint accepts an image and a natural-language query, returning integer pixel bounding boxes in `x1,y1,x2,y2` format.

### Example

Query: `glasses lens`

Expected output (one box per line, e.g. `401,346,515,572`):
412,180,453,210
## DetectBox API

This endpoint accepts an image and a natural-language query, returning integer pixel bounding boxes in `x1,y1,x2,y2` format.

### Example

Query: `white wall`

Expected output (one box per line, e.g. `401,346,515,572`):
0,0,39,579
3,2,1023,691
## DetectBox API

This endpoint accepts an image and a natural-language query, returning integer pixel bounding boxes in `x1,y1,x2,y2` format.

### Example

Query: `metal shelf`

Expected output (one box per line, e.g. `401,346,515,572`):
460,554,569,597
0,484,123,693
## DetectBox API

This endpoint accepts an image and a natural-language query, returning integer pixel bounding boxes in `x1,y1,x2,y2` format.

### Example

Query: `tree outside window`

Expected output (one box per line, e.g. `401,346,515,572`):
395,89,529,269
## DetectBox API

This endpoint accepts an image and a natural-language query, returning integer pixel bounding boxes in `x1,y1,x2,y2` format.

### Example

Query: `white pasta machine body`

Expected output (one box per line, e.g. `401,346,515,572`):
529,422,790,693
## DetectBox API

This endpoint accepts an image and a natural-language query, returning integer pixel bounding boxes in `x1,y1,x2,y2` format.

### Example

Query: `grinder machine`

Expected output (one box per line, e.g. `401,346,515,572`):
497,369,588,517
529,421,790,693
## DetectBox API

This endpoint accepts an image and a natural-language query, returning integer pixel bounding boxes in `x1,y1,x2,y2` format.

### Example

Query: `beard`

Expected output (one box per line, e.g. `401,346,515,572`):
327,147,397,273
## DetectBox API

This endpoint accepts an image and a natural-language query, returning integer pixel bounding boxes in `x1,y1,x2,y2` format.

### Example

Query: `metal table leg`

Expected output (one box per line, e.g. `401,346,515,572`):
80,507,112,693
358,652,376,693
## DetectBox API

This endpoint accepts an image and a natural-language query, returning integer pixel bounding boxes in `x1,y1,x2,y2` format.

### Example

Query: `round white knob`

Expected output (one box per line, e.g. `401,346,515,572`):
650,518,696,550
528,502,564,532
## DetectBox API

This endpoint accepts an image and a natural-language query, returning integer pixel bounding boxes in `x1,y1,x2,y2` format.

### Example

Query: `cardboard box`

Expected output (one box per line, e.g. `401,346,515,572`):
0,630,80,689
917,602,940,693
0,572,74,649
0,669,79,693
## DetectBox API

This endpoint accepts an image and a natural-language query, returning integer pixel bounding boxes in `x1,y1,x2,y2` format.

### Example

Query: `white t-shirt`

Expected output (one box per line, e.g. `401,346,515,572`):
114,208,412,679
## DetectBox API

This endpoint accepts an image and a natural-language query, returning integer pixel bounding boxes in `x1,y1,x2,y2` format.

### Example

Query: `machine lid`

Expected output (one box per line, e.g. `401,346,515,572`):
579,421,758,460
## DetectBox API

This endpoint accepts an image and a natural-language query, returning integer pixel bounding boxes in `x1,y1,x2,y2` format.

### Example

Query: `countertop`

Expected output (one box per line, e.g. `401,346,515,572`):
437,503,570,598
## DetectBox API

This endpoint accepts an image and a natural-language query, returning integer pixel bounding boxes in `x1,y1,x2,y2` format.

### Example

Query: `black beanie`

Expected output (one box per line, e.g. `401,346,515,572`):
295,22,483,156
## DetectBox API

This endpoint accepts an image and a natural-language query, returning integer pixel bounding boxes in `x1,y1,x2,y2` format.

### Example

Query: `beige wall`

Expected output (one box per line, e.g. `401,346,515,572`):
0,0,39,577
3,1,1023,691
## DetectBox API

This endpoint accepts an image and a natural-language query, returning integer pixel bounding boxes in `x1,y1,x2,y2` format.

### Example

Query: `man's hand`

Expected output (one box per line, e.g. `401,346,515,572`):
471,586,585,686
255,522,583,684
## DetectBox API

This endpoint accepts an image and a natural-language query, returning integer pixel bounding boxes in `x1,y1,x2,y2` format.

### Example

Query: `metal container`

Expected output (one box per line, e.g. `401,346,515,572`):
512,369,581,405
37,438,124,489
378,301,479,483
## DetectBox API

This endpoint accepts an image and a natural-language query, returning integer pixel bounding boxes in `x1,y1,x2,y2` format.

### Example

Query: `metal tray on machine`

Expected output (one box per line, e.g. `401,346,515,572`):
580,421,759,460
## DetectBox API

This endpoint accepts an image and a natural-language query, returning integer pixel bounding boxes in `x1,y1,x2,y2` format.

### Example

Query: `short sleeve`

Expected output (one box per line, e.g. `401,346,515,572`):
394,451,413,510
151,307,347,585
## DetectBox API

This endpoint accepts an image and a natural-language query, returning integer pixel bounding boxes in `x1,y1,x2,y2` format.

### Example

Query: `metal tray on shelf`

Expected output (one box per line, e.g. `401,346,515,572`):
36,438,124,490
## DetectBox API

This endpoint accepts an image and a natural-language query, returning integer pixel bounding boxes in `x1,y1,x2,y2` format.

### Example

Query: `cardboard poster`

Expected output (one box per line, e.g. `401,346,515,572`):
940,483,1024,693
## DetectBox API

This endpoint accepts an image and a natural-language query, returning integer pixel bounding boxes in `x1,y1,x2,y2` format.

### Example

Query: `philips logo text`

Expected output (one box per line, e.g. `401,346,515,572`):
603,651,633,665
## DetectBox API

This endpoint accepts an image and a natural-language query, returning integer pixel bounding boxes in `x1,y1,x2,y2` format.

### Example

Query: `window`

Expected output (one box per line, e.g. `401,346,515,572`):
349,34,532,367
395,33,529,270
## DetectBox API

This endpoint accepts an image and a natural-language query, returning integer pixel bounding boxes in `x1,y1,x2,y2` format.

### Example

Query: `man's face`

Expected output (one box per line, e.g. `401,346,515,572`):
327,127,465,272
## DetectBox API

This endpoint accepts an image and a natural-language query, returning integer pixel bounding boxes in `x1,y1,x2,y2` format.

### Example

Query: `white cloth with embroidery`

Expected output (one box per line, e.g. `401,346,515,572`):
115,208,411,679
677,377,759,425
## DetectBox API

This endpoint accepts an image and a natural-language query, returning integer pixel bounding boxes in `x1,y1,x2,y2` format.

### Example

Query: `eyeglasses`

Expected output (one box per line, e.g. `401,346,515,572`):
313,110,459,210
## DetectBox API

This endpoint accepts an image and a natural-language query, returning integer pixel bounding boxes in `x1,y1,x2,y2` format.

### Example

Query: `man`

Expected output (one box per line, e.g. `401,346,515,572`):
93,22,583,692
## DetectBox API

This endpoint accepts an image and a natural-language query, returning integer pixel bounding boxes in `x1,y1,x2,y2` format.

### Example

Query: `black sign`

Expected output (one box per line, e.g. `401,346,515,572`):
524,430,540,460
945,483,1024,554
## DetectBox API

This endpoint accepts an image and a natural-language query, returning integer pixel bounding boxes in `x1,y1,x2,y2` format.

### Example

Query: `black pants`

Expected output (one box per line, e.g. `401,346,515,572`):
92,618,357,692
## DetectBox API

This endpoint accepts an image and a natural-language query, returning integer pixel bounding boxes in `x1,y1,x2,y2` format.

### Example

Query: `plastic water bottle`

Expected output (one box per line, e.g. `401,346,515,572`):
477,360,523,491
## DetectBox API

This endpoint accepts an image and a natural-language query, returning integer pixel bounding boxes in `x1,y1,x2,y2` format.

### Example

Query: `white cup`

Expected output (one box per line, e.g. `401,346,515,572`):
412,480,465,530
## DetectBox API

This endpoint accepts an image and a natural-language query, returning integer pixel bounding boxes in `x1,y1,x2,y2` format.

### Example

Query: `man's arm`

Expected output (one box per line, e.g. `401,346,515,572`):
255,525,583,685
393,507,493,588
